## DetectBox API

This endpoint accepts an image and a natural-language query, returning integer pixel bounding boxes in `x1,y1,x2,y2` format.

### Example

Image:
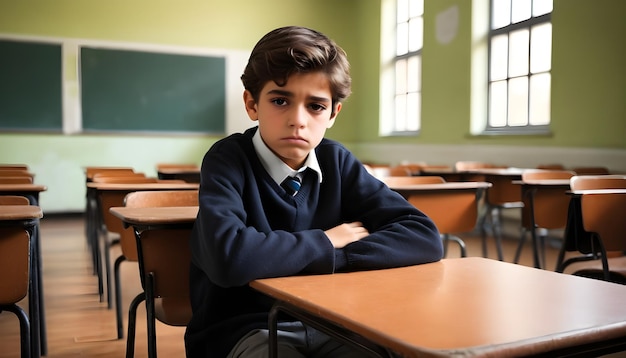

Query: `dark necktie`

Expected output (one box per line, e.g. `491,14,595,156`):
281,176,301,196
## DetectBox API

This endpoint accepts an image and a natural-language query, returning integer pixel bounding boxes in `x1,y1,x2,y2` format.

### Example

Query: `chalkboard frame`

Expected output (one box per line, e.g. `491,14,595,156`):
79,46,226,135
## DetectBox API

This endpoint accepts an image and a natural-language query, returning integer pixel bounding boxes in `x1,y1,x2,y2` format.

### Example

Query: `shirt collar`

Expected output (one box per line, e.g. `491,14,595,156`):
252,127,323,184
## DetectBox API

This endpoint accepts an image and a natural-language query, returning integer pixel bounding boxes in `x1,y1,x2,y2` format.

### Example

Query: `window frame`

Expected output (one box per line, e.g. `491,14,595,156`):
485,1,553,135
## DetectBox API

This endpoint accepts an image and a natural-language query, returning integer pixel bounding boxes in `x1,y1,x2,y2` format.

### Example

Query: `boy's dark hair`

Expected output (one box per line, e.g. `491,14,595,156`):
241,26,352,109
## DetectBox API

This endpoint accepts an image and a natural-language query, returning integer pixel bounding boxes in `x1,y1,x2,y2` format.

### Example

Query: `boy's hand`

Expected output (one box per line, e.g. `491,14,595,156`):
324,222,369,248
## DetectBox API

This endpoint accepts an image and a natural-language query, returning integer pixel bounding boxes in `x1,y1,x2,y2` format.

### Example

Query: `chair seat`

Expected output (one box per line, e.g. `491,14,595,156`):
572,255,626,284
154,297,193,326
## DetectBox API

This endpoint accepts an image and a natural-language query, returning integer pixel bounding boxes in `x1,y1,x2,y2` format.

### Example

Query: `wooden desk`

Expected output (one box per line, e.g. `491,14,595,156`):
0,205,44,357
86,182,198,308
109,206,198,228
251,257,626,358
0,183,48,206
514,179,572,269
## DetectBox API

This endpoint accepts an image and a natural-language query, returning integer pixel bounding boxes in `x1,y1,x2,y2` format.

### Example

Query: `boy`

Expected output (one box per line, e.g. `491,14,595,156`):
185,26,443,357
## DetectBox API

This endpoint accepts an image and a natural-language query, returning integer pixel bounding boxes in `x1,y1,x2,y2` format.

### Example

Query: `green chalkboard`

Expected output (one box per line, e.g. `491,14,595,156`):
80,47,226,134
0,39,63,132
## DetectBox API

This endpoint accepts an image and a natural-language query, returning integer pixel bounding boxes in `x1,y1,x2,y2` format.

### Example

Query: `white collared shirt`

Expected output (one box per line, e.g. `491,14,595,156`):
252,128,323,185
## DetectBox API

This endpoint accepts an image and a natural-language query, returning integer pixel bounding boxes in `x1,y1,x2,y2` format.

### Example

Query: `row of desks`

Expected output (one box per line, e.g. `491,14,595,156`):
107,203,626,358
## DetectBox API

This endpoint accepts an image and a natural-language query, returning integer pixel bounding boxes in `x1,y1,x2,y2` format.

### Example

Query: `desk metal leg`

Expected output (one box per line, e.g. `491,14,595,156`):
268,301,391,358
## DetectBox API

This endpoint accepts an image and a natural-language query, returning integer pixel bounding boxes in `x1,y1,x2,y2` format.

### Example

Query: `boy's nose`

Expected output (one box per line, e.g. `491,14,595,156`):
288,106,307,128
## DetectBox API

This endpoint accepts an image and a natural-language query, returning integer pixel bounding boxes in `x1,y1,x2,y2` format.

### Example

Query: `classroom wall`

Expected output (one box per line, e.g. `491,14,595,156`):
1,0,625,213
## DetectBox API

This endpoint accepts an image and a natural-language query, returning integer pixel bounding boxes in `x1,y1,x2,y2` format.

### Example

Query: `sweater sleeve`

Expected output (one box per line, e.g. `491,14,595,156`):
328,146,444,272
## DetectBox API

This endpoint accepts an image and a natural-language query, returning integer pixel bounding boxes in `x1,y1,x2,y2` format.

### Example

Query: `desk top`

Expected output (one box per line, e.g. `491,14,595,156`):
157,167,200,174
109,206,198,225
0,205,43,220
86,182,199,191
570,188,626,195
513,179,571,186
251,257,626,357
390,181,492,192
0,183,48,192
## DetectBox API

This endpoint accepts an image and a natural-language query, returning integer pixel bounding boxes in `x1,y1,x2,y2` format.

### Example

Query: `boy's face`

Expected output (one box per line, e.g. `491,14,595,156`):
244,71,341,170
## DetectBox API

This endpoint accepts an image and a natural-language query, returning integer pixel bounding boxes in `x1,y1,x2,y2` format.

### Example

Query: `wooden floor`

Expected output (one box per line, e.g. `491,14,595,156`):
0,214,622,357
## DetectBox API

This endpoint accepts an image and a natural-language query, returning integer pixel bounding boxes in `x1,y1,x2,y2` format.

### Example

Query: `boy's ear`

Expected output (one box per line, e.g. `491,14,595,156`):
243,90,258,121
327,102,342,128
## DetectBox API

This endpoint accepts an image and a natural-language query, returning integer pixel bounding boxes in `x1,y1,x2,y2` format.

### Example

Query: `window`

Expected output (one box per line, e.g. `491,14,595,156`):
380,0,423,135
487,0,552,133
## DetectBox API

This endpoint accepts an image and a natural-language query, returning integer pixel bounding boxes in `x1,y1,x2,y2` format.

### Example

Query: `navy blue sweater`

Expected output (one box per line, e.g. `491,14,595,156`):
185,127,442,357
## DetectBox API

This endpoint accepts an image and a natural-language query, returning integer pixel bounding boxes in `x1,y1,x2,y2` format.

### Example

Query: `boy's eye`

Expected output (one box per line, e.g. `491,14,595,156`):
271,98,287,106
309,103,327,112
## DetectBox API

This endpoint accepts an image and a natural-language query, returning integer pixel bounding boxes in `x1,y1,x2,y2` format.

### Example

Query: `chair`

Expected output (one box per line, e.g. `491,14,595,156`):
123,190,197,358
556,175,626,276
0,227,32,358
514,170,576,267
0,177,33,184
0,170,35,181
571,192,626,284
402,182,484,258
0,196,31,205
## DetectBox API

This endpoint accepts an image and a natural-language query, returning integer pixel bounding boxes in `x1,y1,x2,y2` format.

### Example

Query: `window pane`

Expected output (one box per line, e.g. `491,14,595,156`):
407,55,420,92
397,0,409,23
490,34,508,80
406,92,420,131
530,23,551,73
395,59,407,94
492,0,511,29
511,0,531,23
508,29,529,77
533,0,552,17
529,73,550,125
396,22,408,56
395,94,407,131
489,81,508,127
408,17,423,52
508,77,529,126
409,0,424,17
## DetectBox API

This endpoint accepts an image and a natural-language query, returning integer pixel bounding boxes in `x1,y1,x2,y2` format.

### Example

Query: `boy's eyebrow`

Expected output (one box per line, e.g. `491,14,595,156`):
266,89,331,103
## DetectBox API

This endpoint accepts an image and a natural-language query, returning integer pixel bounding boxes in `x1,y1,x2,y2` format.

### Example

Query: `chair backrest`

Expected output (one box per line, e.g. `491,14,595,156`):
0,227,30,305
522,169,576,181
118,190,198,261
0,177,33,184
407,190,478,234
570,175,626,190
572,166,610,175
581,192,626,252
156,163,199,171
140,228,193,326
382,176,445,187
85,167,135,181
0,196,30,205
521,170,576,230
125,190,199,208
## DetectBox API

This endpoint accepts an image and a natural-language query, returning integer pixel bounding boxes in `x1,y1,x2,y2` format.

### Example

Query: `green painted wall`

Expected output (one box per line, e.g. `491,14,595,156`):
0,0,624,212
